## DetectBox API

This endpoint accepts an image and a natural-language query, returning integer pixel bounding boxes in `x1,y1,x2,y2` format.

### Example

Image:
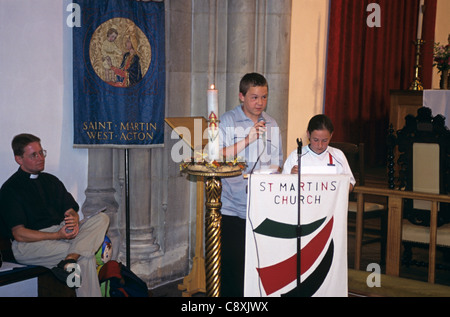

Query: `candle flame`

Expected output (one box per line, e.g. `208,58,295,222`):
210,84,215,90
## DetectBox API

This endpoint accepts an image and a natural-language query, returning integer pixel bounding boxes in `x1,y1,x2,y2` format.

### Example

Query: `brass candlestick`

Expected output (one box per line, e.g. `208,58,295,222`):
410,39,424,91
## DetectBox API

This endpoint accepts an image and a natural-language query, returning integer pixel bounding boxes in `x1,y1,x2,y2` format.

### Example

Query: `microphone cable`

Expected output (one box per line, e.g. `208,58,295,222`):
246,115,268,296
249,116,267,175
246,173,264,297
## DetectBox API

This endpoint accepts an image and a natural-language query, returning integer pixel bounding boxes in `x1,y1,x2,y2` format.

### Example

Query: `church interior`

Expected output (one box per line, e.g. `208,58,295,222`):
0,0,449,299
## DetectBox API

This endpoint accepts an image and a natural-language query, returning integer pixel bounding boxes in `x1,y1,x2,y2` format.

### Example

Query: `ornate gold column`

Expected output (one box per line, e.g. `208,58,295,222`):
184,167,243,297
204,175,223,297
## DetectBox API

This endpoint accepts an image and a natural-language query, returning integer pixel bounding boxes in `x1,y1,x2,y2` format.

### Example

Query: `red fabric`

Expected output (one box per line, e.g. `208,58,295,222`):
325,0,436,166
98,261,123,283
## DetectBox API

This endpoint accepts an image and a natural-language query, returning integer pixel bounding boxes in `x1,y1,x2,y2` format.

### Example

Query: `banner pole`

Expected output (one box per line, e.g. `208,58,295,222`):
125,148,131,268
296,138,303,288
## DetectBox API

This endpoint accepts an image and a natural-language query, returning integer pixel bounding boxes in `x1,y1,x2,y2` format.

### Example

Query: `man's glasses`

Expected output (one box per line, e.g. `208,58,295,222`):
26,150,47,160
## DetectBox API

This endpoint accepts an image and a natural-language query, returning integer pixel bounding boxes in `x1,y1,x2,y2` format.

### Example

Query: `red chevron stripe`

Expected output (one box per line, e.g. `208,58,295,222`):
256,217,334,295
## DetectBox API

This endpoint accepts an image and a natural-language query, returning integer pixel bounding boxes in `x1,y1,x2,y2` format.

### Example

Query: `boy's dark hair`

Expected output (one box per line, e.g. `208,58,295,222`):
307,114,334,134
239,73,268,96
12,133,41,156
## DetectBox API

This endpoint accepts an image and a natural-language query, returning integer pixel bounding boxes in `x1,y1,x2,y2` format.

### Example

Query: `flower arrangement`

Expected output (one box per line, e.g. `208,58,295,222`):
433,41,450,73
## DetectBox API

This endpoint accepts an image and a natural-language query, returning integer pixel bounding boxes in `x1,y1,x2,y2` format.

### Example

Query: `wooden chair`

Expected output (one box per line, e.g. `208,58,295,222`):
330,142,387,261
388,107,450,266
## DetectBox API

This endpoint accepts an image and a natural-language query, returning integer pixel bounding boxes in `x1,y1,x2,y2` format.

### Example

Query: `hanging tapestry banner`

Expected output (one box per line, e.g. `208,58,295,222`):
73,0,165,148
245,174,349,297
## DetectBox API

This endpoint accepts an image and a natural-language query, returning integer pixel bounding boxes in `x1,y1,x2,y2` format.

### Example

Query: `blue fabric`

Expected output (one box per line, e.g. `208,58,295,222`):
73,0,165,147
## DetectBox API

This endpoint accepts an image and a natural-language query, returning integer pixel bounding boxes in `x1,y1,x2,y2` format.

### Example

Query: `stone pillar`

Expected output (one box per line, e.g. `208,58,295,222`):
122,149,160,269
82,148,119,255
224,0,290,154
225,0,258,109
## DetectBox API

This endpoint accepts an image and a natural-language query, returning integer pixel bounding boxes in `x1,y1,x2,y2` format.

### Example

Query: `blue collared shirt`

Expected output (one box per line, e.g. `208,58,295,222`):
219,105,283,219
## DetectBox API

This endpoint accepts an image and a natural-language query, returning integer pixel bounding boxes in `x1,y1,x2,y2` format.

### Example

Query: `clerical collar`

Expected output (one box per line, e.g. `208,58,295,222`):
18,168,40,179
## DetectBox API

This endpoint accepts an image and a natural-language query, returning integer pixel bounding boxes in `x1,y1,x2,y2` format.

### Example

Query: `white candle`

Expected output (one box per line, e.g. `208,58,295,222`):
207,85,219,161
417,0,424,40
207,85,218,117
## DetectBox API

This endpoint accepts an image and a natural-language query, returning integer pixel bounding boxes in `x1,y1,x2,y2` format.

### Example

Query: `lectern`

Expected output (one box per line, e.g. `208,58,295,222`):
165,117,207,296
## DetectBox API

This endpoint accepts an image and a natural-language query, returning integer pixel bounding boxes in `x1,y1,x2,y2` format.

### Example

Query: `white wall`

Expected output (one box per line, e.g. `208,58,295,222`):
0,0,88,206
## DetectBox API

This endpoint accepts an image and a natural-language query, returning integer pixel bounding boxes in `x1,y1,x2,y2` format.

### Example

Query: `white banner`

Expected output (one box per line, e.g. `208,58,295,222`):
244,174,349,297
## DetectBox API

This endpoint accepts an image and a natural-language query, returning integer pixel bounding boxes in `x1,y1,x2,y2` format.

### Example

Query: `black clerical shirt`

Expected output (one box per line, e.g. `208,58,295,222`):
0,168,79,239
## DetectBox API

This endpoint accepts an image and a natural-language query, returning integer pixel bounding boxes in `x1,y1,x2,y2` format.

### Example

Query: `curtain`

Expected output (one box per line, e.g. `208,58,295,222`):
324,0,437,167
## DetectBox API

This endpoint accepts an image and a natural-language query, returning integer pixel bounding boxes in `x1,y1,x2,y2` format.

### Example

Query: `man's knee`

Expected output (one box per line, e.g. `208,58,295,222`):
98,212,110,226
90,212,109,227
82,212,109,235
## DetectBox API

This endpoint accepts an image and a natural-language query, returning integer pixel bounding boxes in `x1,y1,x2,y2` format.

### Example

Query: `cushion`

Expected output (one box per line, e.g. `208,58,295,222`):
402,219,450,247
348,201,385,213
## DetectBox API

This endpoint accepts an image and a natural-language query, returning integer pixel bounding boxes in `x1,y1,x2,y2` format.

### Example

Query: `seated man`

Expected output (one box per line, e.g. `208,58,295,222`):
0,133,109,297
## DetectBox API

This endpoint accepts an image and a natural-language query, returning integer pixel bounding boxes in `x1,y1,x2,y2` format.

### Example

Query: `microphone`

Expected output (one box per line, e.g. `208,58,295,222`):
249,115,266,175
258,115,266,147
296,138,302,155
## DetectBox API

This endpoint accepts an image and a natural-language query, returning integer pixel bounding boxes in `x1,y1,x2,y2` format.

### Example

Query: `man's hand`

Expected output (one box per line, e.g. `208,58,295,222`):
63,209,80,239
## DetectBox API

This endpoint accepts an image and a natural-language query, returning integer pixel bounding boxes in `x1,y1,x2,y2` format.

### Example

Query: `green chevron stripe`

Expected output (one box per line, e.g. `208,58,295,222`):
253,217,326,239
